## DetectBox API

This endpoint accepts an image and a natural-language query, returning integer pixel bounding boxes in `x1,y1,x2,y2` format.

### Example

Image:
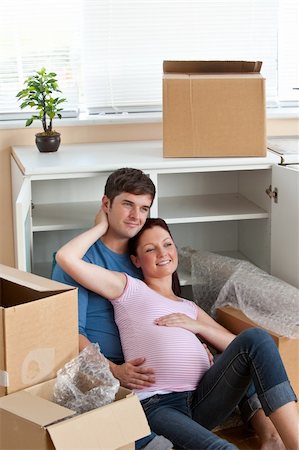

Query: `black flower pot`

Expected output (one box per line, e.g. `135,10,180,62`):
35,133,61,153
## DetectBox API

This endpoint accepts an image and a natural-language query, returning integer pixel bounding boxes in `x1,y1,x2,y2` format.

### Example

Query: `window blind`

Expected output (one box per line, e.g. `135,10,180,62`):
0,0,298,117
82,0,280,112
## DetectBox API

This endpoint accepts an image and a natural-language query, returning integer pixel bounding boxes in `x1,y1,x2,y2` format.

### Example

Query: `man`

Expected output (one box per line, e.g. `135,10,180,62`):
52,168,172,450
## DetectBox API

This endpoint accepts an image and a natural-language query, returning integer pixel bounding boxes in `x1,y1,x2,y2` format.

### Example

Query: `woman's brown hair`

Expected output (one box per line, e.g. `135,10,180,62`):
128,218,182,297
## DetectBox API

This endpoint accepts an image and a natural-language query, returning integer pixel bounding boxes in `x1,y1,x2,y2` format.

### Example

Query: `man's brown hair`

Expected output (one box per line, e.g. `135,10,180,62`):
104,168,156,205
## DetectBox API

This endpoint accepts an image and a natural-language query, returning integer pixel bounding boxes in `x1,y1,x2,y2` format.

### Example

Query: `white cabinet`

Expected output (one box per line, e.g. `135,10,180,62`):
11,141,298,289
270,164,299,288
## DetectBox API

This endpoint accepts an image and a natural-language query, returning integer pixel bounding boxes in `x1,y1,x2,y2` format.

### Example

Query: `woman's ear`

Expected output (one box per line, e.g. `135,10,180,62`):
130,254,141,268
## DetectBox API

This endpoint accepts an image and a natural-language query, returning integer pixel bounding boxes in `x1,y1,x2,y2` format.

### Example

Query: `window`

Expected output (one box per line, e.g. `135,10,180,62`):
0,0,81,117
0,0,298,119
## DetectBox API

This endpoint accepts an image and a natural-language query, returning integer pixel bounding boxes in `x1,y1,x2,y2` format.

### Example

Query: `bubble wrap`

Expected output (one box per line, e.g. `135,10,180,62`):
178,247,240,315
178,247,299,339
53,343,120,414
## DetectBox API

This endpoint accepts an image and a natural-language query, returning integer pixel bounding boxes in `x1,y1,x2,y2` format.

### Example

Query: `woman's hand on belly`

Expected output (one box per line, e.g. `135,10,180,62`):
154,313,201,334
154,314,214,369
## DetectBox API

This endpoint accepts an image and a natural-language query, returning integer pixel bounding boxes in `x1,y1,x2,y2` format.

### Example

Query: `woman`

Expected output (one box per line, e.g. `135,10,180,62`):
56,213,298,450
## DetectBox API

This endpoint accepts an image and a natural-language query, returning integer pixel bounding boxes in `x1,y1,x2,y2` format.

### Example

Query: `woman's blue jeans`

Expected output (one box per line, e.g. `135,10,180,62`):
141,328,297,450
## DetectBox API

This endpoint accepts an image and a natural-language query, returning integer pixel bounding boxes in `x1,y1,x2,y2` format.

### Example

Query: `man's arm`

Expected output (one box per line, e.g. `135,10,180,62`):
79,333,91,351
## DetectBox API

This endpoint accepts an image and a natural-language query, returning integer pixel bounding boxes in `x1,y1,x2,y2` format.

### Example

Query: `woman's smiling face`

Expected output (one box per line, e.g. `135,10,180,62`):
132,225,178,279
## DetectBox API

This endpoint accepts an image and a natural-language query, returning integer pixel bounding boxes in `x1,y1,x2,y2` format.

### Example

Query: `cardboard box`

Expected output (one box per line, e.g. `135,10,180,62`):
163,60,267,158
216,306,299,405
0,378,150,450
0,264,78,397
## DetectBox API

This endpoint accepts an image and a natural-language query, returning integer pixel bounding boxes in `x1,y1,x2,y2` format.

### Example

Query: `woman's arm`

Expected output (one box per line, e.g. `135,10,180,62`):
56,211,126,300
194,308,235,351
155,308,235,352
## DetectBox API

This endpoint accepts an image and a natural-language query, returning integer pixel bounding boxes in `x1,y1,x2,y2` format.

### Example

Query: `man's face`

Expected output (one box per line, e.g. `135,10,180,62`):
103,192,153,239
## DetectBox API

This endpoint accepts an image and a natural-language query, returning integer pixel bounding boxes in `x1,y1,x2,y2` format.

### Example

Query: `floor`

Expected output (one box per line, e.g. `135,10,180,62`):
216,426,260,449
216,408,299,449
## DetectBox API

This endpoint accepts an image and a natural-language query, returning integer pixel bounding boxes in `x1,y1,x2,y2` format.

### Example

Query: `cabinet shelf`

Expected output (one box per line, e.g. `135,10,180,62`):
32,202,100,231
159,193,268,223
32,193,269,232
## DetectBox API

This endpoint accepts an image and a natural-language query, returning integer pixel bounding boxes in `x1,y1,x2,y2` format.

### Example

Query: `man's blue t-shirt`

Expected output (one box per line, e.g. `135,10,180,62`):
52,239,142,363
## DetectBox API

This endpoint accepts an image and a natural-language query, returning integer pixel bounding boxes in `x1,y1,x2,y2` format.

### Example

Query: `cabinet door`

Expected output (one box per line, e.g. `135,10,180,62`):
271,164,299,288
11,158,32,271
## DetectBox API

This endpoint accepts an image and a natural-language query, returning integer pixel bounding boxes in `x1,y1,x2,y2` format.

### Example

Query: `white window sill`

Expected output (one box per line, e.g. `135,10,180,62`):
1,107,298,130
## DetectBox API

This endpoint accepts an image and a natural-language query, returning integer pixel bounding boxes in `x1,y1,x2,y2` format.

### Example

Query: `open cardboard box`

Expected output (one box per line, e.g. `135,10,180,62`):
0,264,78,397
216,306,299,407
0,378,150,450
163,60,266,158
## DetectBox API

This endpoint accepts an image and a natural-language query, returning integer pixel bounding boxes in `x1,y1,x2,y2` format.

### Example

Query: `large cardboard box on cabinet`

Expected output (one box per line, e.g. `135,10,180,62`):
0,264,78,397
163,60,266,158
0,378,150,450
216,306,299,405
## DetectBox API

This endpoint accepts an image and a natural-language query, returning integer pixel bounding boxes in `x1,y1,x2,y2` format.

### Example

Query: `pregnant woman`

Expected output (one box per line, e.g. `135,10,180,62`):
56,214,298,450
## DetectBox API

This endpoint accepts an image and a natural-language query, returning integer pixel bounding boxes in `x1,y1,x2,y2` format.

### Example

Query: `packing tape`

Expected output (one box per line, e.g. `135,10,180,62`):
0,370,9,387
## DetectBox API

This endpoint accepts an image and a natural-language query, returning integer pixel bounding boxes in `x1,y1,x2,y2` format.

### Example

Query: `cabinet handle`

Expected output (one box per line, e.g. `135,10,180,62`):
265,185,278,203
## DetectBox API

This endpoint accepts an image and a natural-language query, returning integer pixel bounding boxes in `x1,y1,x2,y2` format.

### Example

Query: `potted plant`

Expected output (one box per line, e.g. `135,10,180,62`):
16,68,66,152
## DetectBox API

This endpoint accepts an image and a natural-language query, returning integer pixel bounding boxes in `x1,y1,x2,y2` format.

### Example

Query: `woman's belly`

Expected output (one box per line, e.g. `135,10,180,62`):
121,323,211,392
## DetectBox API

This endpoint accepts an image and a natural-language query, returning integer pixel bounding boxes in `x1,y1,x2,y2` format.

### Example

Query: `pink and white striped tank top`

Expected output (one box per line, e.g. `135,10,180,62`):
113,275,211,397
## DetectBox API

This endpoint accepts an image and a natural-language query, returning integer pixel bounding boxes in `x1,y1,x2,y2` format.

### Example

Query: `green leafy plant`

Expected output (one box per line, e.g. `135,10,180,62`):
16,68,66,135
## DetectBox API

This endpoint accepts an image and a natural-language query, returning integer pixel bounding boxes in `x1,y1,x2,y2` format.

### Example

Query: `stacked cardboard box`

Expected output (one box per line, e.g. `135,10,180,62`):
0,264,78,397
163,60,266,158
0,264,150,449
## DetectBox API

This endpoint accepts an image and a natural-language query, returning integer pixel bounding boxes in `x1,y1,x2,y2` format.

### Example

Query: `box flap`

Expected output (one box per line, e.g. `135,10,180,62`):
163,60,262,74
216,307,281,338
25,378,57,399
47,395,150,450
0,390,75,426
115,386,132,400
0,264,75,292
